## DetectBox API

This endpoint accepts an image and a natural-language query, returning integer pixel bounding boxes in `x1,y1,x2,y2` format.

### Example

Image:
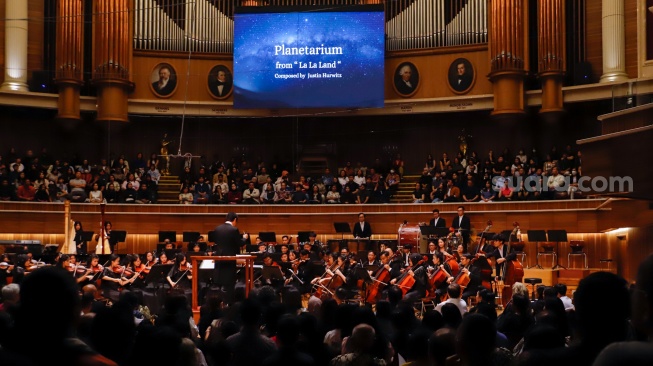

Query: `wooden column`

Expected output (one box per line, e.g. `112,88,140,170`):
0,0,29,91
538,0,566,113
92,0,132,122
55,0,84,120
599,0,628,82
488,0,527,115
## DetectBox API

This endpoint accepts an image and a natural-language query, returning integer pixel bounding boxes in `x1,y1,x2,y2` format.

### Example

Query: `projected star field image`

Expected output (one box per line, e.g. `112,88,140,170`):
233,9,385,109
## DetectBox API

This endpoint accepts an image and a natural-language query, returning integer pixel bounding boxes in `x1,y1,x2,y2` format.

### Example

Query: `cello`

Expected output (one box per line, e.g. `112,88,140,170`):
365,264,391,304
393,255,427,297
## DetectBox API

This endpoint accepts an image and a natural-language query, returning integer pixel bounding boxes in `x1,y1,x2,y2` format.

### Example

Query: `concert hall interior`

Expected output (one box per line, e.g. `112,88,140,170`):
0,1,653,365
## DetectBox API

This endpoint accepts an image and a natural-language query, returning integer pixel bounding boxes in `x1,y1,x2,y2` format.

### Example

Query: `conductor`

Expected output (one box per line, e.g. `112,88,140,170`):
213,212,249,304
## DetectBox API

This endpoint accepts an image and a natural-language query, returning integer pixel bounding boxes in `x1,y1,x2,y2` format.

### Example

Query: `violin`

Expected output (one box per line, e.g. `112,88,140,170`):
0,262,15,271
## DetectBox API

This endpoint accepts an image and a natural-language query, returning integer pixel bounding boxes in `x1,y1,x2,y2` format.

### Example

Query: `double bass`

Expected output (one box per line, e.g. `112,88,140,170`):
471,220,494,291
501,222,525,307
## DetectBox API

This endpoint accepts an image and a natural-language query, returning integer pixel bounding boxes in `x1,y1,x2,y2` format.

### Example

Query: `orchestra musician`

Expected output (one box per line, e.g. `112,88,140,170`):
451,206,471,251
101,254,126,302
353,212,372,239
429,252,453,301
448,253,482,302
427,241,438,255
158,252,171,264
307,231,324,250
366,251,379,266
429,208,446,227
390,253,428,303
94,221,117,254
64,220,87,254
379,250,402,280
399,244,413,268
166,253,192,291
486,234,517,279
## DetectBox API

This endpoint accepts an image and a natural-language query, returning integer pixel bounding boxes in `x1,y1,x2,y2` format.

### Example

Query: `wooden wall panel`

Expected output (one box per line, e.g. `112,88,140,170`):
0,0,5,85
27,0,44,81
624,0,638,78
585,0,602,83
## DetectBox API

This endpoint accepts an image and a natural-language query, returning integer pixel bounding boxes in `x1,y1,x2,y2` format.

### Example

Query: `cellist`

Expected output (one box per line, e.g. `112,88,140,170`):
428,252,452,302
390,253,428,303
447,253,482,302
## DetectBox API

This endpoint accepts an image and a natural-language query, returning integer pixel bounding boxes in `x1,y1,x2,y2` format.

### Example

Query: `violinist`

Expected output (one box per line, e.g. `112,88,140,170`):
287,249,311,293
144,251,158,267
166,253,192,291
123,254,147,289
158,252,170,265
80,254,105,285
448,253,482,302
280,252,290,264
307,231,324,250
0,257,24,286
390,253,428,303
101,254,126,302
261,253,284,289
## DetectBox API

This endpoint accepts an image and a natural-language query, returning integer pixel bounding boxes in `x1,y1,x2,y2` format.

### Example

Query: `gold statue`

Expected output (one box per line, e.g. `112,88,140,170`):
160,133,173,175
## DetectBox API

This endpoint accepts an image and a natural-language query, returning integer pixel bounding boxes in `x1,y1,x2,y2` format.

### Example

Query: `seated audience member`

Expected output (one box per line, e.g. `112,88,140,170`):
136,183,153,204
211,184,227,204
326,184,340,204
291,184,308,204
274,182,292,204
443,180,460,202
385,170,400,193
34,183,51,202
308,184,324,204
179,186,193,204
340,185,356,204
260,184,277,204
227,183,243,204
498,180,514,201
194,176,212,204
435,284,467,316
104,184,119,203
87,182,104,203
356,183,371,204
411,183,425,204
462,179,479,203
121,181,138,203
16,179,36,201
243,182,261,204
68,171,87,202
0,178,17,201
330,324,385,366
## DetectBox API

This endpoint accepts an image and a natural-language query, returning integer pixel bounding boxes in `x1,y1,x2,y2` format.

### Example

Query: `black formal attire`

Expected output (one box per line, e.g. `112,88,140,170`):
73,231,87,254
486,245,517,279
460,264,482,301
430,262,452,301
429,217,446,228
352,221,372,239
209,80,232,98
213,222,247,304
152,78,176,96
451,73,473,92
401,265,428,303
451,214,471,251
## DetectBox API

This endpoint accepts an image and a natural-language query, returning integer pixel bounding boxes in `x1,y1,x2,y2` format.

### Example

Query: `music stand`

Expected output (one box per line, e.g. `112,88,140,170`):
144,263,174,287
182,231,200,243
527,230,547,269
547,230,568,270
165,249,182,260
258,232,277,243
262,266,285,282
297,231,312,243
207,231,218,243
420,226,449,239
80,231,95,242
112,231,127,246
158,231,176,243
333,222,351,240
